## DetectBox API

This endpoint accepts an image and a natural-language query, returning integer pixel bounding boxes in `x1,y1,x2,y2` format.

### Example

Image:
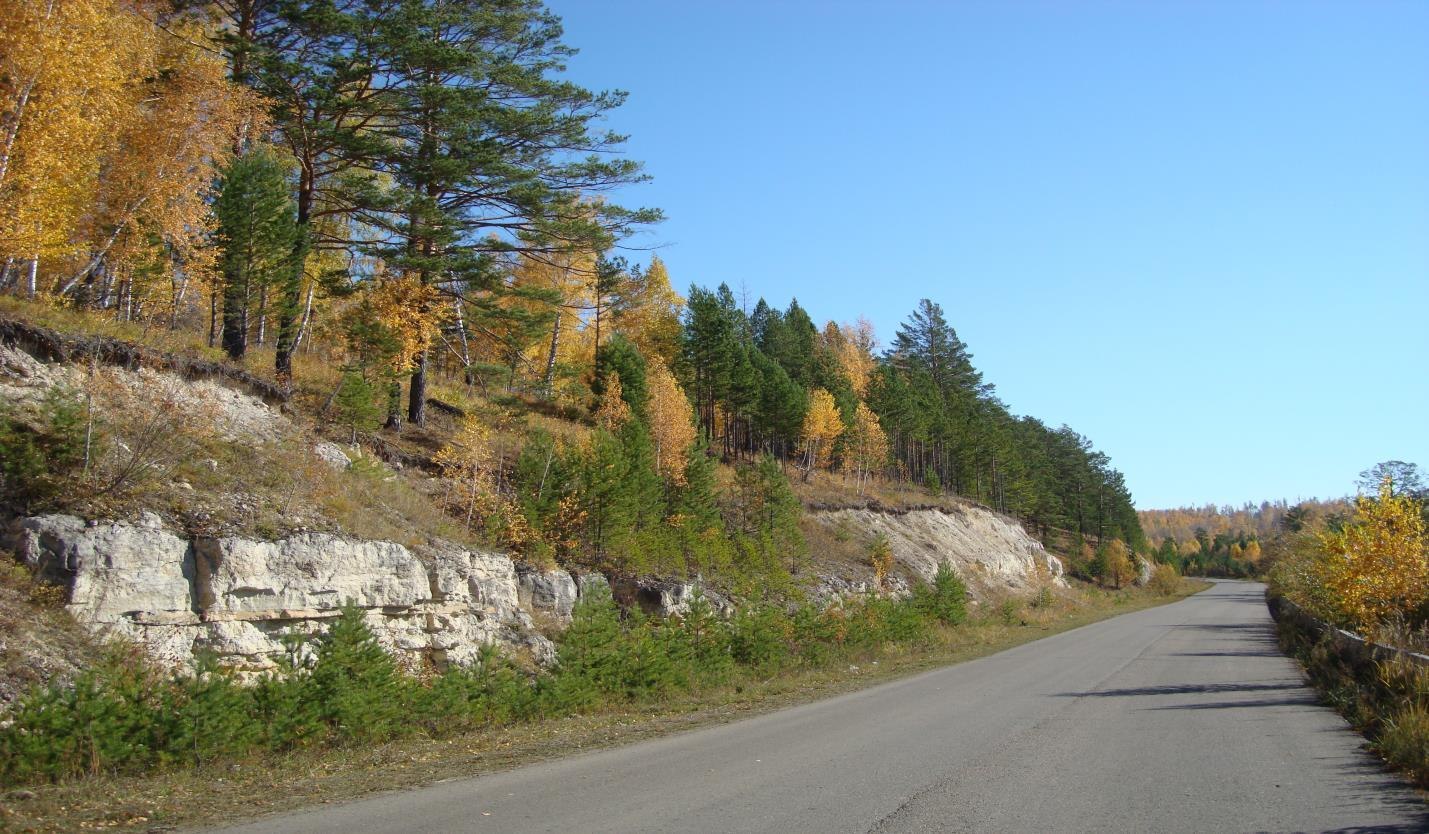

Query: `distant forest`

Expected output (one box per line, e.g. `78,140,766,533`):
1139,499,1351,546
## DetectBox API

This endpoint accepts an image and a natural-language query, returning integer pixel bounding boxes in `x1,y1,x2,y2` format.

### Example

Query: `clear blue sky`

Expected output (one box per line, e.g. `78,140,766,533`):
549,0,1429,510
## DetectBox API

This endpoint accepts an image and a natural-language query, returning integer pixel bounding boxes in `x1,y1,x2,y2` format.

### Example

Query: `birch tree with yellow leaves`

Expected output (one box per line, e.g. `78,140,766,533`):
846,401,890,493
800,387,844,477
1315,480,1429,633
645,359,696,485
0,1,261,311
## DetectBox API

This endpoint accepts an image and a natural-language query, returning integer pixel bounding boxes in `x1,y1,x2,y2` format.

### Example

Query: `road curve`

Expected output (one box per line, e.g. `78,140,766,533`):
210,581,1427,834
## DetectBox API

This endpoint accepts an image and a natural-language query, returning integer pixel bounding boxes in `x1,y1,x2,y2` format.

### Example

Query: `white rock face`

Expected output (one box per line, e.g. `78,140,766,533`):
0,343,77,405
195,534,428,616
517,565,579,620
1134,556,1155,587
4,515,546,675
431,546,520,616
0,343,290,446
10,513,196,625
809,505,1066,597
611,576,733,618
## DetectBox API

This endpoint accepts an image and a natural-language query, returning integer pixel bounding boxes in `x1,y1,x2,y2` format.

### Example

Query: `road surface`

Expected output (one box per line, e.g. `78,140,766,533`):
212,581,1427,833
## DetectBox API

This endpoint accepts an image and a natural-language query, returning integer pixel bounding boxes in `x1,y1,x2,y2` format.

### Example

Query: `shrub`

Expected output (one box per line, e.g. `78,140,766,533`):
913,563,968,626
0,387,88,511
158,654,259,768
1149,562,1182,596
305,604,408,744
869,534,894,589
413,646,539,735
866,596,925,644
680,592,735,689
544,585,628,710
728,604,792,673
0,647,165,784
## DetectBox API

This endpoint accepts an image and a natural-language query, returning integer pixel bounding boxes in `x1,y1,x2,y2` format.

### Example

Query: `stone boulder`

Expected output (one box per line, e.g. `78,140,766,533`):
7,513,196,626
516,565,579,620
1134,556,1155,587
312,441,352,471
610,576,733,618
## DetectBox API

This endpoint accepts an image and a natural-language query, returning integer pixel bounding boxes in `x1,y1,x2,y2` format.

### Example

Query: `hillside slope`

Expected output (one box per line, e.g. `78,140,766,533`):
0,332,1067,678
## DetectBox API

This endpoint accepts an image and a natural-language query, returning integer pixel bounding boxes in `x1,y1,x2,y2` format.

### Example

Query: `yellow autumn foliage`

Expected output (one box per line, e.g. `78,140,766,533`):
613,255,684,366
823,317,878,399
0,0,263,307
800,387,843,472
1315,480,1429,633
846,401,889,491
645,359,695,484
1100,539,1136,589
366,273,447,373
593,370,632,432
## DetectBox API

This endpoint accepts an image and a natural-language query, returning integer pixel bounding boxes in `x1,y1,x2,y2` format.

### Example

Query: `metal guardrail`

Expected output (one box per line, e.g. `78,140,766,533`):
1266,593,1429,670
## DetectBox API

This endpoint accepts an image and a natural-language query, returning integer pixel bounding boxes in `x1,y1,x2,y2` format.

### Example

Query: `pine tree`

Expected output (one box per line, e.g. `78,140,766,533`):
333,372,381,444
594,335,649,419
368,0,660,424
214,145,297,360
889,299,987,401
682,285,737,436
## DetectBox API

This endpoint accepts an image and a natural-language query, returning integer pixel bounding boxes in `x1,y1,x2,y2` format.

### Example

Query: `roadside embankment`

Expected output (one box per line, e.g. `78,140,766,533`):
1268,591,1429,787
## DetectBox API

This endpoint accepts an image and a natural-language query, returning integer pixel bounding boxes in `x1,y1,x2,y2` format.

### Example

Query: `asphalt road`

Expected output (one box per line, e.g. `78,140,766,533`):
212,581,1427,833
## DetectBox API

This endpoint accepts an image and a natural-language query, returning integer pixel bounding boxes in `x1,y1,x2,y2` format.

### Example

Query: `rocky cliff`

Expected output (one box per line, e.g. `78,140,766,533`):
1,330,1068,678
2,514,747,676
6,501,1064,676
808,504,1065,598
4,514,567,673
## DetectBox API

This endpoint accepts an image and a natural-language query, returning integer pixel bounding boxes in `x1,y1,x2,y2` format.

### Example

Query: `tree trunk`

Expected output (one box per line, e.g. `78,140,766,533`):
24,257,37,299
451,293,473,386
384,381,403,431
292,283,315,353
407,350,427,426
275,172,312,386
543,312,561,397
255,284,267,345
221,265,249,360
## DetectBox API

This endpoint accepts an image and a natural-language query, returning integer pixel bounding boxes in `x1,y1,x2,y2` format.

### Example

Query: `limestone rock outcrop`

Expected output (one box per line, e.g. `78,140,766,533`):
808,504,1065,597
5,514,550,673
610,576,733,618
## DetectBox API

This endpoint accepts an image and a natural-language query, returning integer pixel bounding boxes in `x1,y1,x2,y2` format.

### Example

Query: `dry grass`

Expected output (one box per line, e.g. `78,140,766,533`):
0,296,226,365
1379,702,1429,785
789,465,977,512
0,559,103,715
0,578,1208,834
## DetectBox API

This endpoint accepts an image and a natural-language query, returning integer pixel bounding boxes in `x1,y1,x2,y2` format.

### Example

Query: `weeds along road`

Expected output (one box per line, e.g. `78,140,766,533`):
210,581,1427,834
